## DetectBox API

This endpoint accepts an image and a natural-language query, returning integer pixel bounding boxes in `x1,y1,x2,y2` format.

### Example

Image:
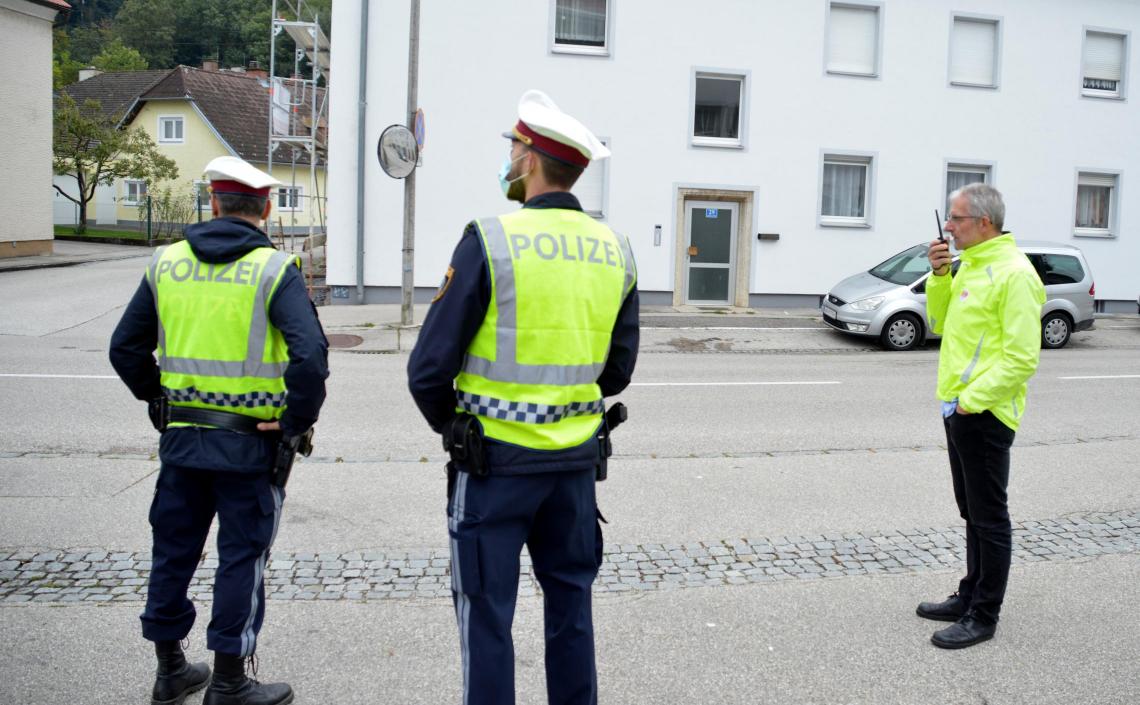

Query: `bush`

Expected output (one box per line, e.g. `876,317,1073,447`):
138,185,198,240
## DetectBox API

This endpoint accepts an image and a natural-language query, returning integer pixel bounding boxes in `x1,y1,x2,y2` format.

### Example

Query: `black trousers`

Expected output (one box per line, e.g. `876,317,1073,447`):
943,410,1016,624
141,464,284,657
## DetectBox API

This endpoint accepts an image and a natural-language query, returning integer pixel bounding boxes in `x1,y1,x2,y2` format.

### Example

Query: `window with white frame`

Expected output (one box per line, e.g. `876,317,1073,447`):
123,180,147,205
826,3,881,77
277,186,302,211
950,16,999,87
158,116,184,143
945,164,991,213
1074,172,1117,236
692,72,745,147
821,154,873,226
195,181,210,210
552,0,610,55
573,138,608,218
1082,30,1127,98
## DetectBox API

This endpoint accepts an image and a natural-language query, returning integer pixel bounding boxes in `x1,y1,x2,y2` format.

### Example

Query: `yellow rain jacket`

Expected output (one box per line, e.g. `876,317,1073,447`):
926,233,1046,431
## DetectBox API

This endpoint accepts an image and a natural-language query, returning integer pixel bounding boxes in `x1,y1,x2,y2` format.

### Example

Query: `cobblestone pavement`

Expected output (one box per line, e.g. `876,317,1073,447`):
1,509,1136,605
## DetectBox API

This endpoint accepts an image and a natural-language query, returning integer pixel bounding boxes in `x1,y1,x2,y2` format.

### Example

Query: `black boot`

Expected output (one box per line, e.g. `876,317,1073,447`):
203,653,294,705
152,640,210,705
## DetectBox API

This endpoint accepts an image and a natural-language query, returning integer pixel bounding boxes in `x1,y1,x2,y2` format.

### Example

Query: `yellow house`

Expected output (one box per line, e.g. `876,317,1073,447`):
62,65,327,235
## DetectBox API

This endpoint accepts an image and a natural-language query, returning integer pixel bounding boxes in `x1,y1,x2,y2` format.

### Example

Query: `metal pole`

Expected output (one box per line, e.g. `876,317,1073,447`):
355,0,370,304
400,0,420,326
268,0,278,187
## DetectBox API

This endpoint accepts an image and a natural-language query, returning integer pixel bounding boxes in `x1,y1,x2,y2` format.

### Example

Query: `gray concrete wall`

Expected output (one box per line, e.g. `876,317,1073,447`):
0,1,57,255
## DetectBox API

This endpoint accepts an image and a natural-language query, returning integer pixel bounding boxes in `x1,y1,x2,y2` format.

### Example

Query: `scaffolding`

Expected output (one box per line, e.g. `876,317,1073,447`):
268,0,330,246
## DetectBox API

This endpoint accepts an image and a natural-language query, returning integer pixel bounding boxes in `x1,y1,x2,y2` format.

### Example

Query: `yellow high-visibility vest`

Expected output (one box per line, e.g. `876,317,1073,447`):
147,240,298,425
455,208,637,450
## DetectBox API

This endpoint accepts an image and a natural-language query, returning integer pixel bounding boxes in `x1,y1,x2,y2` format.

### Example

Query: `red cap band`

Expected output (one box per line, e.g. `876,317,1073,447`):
210,180,271,198
513,121,589,167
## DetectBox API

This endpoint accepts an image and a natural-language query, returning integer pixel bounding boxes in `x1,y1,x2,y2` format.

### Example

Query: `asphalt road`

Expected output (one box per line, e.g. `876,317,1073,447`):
2,255,1139,704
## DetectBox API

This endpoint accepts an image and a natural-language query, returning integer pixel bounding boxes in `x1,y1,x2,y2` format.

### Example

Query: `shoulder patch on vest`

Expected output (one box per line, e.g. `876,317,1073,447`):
432,266,455,303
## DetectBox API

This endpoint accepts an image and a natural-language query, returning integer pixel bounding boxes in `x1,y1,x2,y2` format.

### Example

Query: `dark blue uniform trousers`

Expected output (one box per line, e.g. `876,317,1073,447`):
448,467,602,705
141,464,284,657
943,411,1016,624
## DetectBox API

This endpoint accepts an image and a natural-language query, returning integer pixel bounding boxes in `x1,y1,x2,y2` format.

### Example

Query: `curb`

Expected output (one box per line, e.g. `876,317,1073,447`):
54,235,178,247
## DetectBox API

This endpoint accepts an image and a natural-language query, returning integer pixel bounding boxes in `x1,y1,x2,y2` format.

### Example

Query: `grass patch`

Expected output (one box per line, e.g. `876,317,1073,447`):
54,226,148,240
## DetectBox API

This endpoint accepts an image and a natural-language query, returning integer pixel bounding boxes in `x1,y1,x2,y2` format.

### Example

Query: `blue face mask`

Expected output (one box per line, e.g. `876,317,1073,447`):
498,151,529,197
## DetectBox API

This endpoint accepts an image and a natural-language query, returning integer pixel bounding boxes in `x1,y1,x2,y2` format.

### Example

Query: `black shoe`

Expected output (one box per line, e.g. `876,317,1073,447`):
152,641,210,705
916,592,968,622
203,653,294,705
931,614,996,649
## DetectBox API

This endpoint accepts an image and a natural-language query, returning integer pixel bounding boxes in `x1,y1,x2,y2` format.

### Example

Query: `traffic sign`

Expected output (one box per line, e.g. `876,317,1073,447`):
414,108,426,152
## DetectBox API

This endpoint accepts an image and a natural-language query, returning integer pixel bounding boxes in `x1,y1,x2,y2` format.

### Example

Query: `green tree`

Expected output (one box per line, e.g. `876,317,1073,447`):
52,29,84,89
114,0,176,68
92,38,149,72
52,93,178,233
69,22,116,64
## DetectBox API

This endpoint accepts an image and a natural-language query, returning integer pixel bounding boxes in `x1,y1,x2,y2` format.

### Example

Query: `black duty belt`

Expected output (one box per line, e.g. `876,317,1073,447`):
168,406,266,434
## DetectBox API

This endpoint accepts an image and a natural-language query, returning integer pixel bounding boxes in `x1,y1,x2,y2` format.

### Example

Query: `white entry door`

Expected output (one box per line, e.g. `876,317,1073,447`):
684,201,737,305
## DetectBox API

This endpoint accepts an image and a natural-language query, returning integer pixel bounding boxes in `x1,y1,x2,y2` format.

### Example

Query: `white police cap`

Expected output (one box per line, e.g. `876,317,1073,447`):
504,89,610,167
203,156,281,196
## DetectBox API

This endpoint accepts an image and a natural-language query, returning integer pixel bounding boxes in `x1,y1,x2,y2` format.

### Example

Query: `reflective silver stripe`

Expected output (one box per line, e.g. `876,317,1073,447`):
461,217,608,387
241,484,284,657
960,334,985,383
160,358,288,379
985,265,995,284
617,231,637,297
148,246,169,358
1012,399,1020,418
448,472,472,705
462,355,604,386
246,250,293,370
481,217,518,377
457,391,603,424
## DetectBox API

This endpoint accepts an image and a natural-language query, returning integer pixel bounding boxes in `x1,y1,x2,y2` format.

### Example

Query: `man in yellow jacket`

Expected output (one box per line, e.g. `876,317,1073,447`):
918,183,1045,649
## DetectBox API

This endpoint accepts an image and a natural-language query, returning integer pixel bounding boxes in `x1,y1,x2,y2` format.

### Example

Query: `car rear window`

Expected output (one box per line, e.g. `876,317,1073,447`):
1029,254,1085,285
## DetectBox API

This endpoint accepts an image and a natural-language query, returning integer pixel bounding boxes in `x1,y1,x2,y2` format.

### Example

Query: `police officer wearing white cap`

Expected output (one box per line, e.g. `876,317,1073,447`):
111,155,328,705
408,90,639,704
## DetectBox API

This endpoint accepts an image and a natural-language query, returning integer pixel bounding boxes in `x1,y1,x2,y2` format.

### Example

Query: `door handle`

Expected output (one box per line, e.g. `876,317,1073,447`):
688,246,699,256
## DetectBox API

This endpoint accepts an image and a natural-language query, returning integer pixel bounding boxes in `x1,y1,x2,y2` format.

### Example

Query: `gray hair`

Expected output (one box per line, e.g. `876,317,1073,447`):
950,182,1005,230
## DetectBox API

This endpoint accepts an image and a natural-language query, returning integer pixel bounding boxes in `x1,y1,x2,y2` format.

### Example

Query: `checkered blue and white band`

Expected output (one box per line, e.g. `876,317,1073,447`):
457,392,603,425
166,386,286,409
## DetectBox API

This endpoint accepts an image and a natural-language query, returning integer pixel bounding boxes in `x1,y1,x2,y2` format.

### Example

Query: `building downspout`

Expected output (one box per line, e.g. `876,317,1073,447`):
355,0,370,303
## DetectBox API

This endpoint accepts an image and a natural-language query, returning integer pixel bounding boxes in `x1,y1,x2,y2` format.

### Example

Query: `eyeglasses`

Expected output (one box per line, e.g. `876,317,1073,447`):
946,214,983,223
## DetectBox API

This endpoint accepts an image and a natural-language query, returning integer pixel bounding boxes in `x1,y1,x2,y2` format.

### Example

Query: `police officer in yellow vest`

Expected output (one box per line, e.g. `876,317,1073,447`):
110,156,328,705
408,90,639,705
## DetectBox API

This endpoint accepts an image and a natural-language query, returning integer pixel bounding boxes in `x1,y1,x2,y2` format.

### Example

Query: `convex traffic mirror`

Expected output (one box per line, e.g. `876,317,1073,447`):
377,124,419,179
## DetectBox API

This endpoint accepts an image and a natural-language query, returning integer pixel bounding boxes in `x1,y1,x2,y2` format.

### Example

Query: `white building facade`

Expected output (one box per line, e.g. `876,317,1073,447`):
2,0,68,258
328,0,1138,311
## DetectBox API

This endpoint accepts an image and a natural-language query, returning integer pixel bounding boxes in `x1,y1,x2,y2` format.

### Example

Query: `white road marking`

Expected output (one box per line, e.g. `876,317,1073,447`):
0,373,118,379
631,381,841,387
1058,374,1140,380
642,326,827,331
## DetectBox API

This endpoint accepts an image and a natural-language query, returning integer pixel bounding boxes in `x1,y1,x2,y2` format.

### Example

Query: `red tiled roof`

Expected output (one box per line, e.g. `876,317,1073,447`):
59,70,173,123
25,0,71,11
139,66,326,166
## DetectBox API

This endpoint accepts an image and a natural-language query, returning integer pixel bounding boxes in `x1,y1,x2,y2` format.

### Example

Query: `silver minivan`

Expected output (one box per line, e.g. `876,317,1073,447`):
821,241,1095,351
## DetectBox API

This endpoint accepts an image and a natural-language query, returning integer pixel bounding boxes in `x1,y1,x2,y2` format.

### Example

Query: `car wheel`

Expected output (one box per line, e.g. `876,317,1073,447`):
1041,311,1072,349
879,313,923,351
